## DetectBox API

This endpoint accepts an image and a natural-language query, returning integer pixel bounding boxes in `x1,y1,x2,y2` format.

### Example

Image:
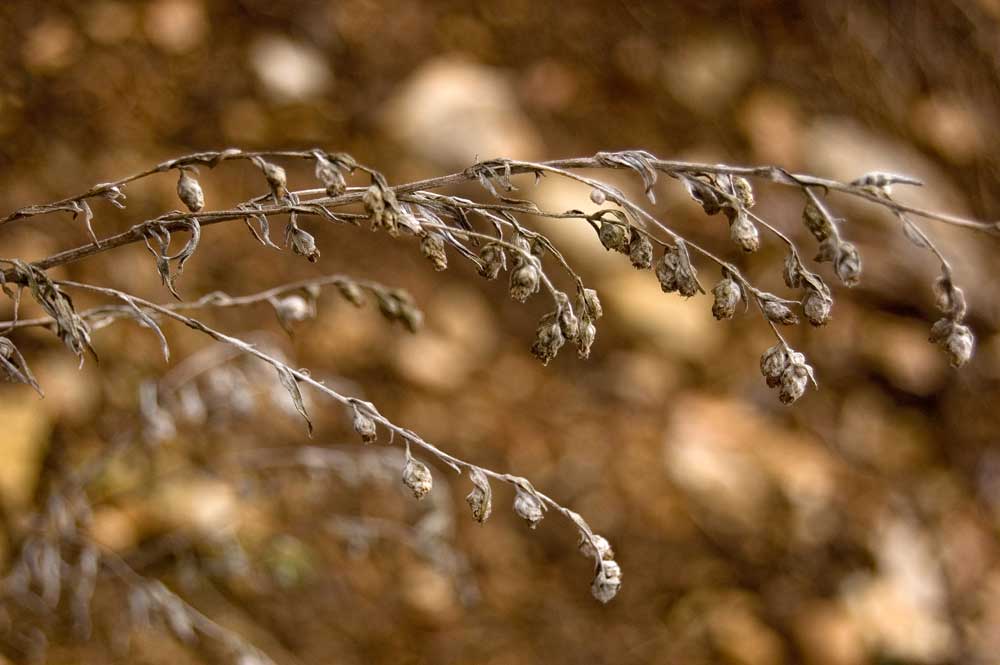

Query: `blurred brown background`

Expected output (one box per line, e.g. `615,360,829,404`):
1,1,1000,664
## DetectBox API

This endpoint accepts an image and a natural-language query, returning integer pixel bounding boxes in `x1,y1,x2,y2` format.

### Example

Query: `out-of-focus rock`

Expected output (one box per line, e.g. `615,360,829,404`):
144,0,207,54
662,32,756,111
381,57,542,166
250,35,332,102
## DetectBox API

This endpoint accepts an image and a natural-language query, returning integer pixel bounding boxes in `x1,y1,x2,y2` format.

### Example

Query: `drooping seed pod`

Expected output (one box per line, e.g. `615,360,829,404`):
628,232,654,269
420,233,448,271
284,223,320,262
732,176,754,208
402,449,433,499
530,312,565,365
802,200,834,242
554,291,579,340
783,253,802,289
762,298,799,326
591,560,622,604
176,169,204,212
576,319,597,359
509,261,541,302
802,288,833,327
590,188,606,205
273,294,313,332
655,249,680,293
352,407,377,444
711,277,741,320
779,352,814,405
684,176,723,216
363,183,385,224
729,210,760,253
336,280,366,307
834,242,862,287
760,344,790,388
578,533,615,561
478,242,506,280
465,467,493,523
314,153,346,196
254,158,287,198
943,324,975,368
513,484,545,528
576,288,603,320
598,221,630,253
656,241,702,297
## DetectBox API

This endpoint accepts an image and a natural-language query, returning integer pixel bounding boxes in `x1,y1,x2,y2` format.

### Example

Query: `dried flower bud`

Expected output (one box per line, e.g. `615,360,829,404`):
576,319,597,359
402,452,433,499
554,291,579,339
656,242,702,297
576,288,603,320
530,237,546,258
782,253,801,289
933,276,967,319
802,288,833,327
420,233,448,271
379,290,423,333
815,238,839,264
598,221,630,253
590,188,606,205
254,158,287,198
762,299,799,326
591,560,622,604
834,242,862,287
478,242,506,280
466,468,493,523
732,176,754,208
760,344,790,388
579,534,615,561
779,352,814,405
352,407,377,444
655,249,680,293
685,177,723,215
363,183,385,222
628,232,654,269
531,312,565,365
176,170,204,212
314,154,346,196
285,224,320,262
513,486,545,528
729,210,760,253
509,261,541,302
336,280,366,306
711,277,741,320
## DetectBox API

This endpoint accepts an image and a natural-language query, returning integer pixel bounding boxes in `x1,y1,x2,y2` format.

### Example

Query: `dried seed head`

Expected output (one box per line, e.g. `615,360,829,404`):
655,249,680,293
576,288,603,320
363,183,385,221
352,407,377,444
314,154,346,196
285,224,320,263
274,295,313,329
402,453,433,499
802,201,834,242
554,291,579,340
628,232,654,269
478,242,506,280
466,468,493,523
815,238,839,264
513,486,545,528
686,177,723,215
762,299,799,326
933,276,967,320
420,233,448,271
576,319,597,359
509,261,541,302
729,210,760,253
656,242,702,297
590,188,606,205
931,319,974,368
760,344,790,388
531,312,565,365
176,170,204,212
834,242,862,287
802,288,833,327
732,176,755,208
579,534,615,561
530,237,547,258
254,158,287,198
591,560,622,604
336,280,366,307
783,253,802,289
779,352,813,405
711,277,741,320
598,221,630,253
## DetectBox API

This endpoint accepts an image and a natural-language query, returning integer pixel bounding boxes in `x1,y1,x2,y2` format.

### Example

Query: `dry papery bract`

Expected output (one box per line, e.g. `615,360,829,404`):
0,148,993,660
